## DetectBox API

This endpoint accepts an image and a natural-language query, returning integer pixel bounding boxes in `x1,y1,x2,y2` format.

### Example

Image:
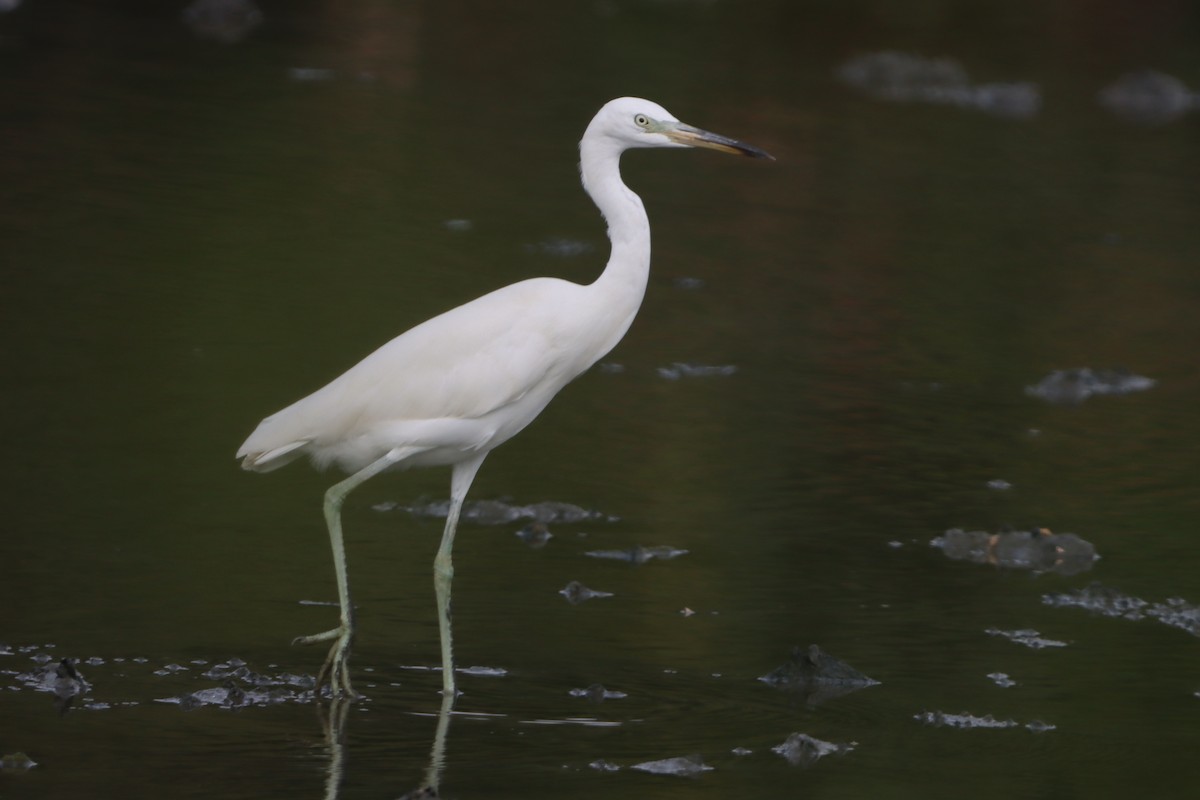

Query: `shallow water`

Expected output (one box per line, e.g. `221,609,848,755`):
4,1,1200,798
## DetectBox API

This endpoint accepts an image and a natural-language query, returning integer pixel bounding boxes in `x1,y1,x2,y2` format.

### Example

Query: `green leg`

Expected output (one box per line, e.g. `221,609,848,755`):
434,454,486,697
296,446,424,698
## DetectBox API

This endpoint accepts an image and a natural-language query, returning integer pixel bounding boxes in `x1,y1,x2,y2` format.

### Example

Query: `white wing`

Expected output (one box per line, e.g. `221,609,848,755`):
237,276,628,472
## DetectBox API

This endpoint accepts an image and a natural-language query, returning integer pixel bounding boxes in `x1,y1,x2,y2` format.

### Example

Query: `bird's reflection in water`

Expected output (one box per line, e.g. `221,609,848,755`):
411,692,456,799
319,691,456,800
319,697,353,800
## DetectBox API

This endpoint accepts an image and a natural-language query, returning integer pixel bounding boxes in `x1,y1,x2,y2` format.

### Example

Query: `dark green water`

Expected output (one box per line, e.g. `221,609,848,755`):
3,1,1199,798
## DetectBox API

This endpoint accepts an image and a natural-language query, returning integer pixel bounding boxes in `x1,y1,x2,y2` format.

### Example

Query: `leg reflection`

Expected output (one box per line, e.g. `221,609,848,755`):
319,695,353,800
420,690,456,794
318,690,457,800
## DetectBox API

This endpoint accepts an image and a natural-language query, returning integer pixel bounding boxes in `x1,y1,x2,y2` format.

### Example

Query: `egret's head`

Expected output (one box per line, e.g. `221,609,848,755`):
585,97,774,160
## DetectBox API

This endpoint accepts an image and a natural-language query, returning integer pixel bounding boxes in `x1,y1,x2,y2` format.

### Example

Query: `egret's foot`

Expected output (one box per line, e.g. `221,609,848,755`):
293,626,357,699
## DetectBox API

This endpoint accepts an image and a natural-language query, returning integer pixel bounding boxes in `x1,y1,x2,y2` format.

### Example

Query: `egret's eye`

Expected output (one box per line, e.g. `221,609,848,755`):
634,114,651,128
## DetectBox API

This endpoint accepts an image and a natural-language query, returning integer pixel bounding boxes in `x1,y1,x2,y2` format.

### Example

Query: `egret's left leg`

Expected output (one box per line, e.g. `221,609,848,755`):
295,446,424,698
434,454,487,696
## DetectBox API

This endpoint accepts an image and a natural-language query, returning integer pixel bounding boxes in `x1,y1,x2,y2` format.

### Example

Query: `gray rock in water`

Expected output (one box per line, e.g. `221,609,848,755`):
569,683,627,701
759,645,878,705
515,522,553,548
1043,583,1200,638
1025,367,1155,404
933,527,1098,576
584,545,688,564
559,581,613,605
183,0,262,44
630,753,713,776
837,51,1040,118
984,627,1068,649
987,672,1017,688
16,658,89,714
0,752,38,771
915,710,1018,729
391,498,617,525
523,237,594,258
656,362,738,380
915,710,1055,732
772,733,855,767
838,51,969,100
1099,70,1199,125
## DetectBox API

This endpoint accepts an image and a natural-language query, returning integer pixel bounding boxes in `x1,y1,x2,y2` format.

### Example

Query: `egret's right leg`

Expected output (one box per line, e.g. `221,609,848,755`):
433,454,486,697
296,446,423,698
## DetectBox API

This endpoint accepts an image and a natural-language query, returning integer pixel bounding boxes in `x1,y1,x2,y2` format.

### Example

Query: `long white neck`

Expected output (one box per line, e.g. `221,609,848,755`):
579,136,651,328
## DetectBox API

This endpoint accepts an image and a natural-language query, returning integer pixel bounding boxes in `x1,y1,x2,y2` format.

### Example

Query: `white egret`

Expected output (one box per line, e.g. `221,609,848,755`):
237,97,772,698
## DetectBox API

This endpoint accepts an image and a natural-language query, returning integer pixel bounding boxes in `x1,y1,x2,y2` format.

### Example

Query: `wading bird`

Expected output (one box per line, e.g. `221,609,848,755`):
237,97,772,697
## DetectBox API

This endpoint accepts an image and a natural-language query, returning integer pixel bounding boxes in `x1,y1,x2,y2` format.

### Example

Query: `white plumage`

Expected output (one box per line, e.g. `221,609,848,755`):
239,277,633,474
237,97,771,698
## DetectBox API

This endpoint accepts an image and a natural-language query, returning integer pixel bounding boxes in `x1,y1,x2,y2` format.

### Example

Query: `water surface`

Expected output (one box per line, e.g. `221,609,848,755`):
3,1,1199,798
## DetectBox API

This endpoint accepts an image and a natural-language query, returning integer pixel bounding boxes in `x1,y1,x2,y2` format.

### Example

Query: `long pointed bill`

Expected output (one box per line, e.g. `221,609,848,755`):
664,122,775,160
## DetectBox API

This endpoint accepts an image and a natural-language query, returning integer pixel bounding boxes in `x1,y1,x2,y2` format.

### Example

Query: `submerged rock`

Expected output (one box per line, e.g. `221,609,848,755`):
457,665,508,677
0,752,37,771
584,545,688,564
172,685,248,710
985,627,1068,649
1025,367,1155,404
385,498,617,525
837,51,1040,118
559,581,614,605
915,711,1015,729
153,663,190,676
569,683,627,701
839,50,967,97
1043,583,1200,638
523,237,594,258
201,657,249,680
48,659,88,700
1148,598,1200,638
987,672,1017,688
1099,70,1200,125
915,710,1054,732
12,658,90,714
1043,583,1149,620
759,645,878,705
159,657,317,707
656,363,738,380
932,527,1098,576
515,522,553,548
4,650,330,709
182,0,262,44
288,67,335,82
772,733,855,767
630,753,713,776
